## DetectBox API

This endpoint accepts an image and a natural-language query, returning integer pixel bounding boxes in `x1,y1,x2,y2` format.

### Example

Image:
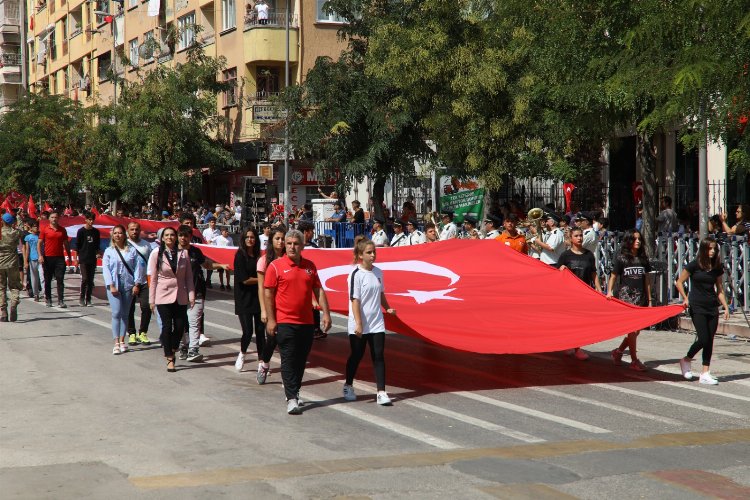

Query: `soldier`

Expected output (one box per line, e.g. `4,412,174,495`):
370,217,389,247
578,212,598,254
439,211,458,240
535,213,566,265
0,213,21,321
462,216,481,239
483,214,502,239
390,220,409,247
407,219,425,245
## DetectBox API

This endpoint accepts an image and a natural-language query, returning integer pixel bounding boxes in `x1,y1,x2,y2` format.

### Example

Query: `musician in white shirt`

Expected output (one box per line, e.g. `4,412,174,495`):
535,213,565,265
439,211,458,240
406,219,426,245
483,214,502,239
390,220,409,247
371,217,389,247
577,212,598,254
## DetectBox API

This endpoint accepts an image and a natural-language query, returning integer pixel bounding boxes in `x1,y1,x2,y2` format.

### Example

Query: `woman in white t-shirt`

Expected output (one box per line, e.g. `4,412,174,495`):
343,236,397,406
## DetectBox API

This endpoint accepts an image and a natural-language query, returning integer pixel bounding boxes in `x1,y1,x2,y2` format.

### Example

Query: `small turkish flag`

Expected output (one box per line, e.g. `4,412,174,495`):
28,195,38,218
563,183,576,213
43,202,53,212
0,197,11,212
632,181,643,205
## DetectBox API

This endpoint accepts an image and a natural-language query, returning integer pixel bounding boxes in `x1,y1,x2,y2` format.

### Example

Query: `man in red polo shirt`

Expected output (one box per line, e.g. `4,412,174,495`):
37,211,72,308
265,229,331,415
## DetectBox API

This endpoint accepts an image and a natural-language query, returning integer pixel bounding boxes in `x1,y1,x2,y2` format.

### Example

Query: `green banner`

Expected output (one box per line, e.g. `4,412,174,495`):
440,188,485,223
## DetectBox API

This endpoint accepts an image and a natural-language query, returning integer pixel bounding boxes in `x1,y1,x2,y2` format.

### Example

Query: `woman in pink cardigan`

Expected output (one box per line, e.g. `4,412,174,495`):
148,227,195,372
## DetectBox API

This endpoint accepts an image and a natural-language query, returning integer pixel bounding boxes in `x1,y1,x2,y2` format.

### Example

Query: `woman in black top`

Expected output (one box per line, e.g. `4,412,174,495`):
674,238,729,385
721,204,750,235
607,229,652,371
234,227,263,372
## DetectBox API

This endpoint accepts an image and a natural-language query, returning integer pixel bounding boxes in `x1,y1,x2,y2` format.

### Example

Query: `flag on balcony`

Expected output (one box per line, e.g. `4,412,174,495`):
147,0,160,17
29,15,34,31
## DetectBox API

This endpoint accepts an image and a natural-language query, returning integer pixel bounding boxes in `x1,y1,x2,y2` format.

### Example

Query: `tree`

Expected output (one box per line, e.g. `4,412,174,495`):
0,93,90,201
106,45,238,204
279,1,433,218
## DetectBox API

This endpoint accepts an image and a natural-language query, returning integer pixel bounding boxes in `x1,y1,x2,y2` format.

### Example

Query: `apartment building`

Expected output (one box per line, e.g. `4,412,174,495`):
0,0,22,110
26,0,344,204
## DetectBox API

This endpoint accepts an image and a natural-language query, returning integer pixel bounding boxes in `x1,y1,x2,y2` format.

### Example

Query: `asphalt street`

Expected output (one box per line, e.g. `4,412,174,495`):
1,271,750,499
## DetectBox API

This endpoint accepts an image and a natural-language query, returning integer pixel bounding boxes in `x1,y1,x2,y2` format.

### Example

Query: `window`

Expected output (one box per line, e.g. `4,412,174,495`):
177,12,196,50
316,0,345,22
221,0,235,31
256,67,279,98
129,38,139,67
144,30,154,62
98,51,111,82
49,29,57,60
223,67,237,106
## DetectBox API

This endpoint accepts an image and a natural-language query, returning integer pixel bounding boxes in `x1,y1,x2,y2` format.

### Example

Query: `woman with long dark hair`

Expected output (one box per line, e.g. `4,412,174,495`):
148,227,195,373
234,226,264,371
252,225,287,382
607,229,652,371
102,224,144,355
674,238,729,384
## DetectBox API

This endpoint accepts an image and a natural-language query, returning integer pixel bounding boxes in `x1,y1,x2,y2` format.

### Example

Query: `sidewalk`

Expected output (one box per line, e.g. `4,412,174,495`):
678,311,750,339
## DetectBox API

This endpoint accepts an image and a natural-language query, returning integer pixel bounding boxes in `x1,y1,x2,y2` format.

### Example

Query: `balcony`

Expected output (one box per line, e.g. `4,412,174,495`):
0,53,21,66
243,11,298,65
0,1,20,36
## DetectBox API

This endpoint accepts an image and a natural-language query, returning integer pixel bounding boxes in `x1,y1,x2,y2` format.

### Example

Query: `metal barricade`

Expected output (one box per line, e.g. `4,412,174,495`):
314,222,371,248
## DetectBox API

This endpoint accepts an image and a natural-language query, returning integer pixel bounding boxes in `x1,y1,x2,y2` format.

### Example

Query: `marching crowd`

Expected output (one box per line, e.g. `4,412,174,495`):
0,195,737,415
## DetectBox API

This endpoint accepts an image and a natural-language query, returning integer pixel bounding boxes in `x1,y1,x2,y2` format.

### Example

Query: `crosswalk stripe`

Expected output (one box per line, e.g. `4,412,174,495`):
424,385,610,434
567,377,746,419
528,387,684,426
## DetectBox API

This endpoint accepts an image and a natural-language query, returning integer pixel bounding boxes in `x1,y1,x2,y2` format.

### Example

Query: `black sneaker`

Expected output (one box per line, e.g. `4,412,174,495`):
206,282,213,289
220,285,225,291
226,285,231,291
178,347,188,360
187,348,203,362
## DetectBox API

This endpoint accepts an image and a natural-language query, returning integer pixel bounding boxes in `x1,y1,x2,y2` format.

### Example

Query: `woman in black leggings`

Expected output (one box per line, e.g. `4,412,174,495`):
255,225,286,384
234,227,264,372
674,238,729,385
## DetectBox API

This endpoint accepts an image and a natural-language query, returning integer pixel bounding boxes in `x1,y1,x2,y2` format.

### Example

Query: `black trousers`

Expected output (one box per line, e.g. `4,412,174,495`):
345,333,386,390
127,284,152,335
687,312,719,366
276,324,314,400
157,303,187,358
238,312,265,354
312,308,321,332
43,256,66,302
79,261,96,301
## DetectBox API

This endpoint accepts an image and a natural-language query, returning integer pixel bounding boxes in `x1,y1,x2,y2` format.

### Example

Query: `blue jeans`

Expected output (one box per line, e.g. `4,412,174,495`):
106,288,133,340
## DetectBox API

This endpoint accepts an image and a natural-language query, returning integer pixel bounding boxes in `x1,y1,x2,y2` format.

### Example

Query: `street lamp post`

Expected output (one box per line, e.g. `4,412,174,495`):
283,0,291,224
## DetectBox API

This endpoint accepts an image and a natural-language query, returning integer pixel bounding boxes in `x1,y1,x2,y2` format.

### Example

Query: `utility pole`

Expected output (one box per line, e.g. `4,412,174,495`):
282,2,291,224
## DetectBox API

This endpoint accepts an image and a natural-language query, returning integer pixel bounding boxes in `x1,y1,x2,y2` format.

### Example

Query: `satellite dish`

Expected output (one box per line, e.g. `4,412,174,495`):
138,43,153,59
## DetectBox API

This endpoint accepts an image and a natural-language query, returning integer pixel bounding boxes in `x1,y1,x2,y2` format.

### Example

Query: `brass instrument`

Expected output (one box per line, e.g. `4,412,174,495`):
524,207,545,246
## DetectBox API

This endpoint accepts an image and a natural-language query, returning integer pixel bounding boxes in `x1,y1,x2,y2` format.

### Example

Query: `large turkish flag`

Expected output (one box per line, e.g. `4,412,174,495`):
197,240,684,354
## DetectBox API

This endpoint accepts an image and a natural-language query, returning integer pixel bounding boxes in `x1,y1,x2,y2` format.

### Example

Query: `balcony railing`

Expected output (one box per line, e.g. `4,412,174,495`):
0,53,22,66
36,0,47,13
248,90,279,102
244,10,298,29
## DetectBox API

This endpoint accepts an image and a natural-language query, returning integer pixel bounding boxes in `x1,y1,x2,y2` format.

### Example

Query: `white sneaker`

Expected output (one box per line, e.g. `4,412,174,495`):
199,334,211,346
574,349,589,361
112,344,120,355
343,384,357,401
679,358,694,380
235,352,245,372
119,343,128,354
287,399,302,415
377,392,392,406
699,372,719,385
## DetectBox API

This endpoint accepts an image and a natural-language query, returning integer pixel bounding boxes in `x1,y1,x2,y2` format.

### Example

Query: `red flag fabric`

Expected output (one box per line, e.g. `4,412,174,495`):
48,215,203,241
43,202,52,212
196,240,683,354
0,197,12,212
91,205,100,216
563,183,576,213
28,196,38,218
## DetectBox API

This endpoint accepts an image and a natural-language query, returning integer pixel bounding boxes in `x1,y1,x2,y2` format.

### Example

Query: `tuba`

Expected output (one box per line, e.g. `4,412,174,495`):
525,207,545,244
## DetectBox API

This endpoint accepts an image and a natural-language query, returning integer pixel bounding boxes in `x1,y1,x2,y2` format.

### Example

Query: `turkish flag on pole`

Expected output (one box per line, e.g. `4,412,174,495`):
43,202,52,212
28,196,38,218
197,240,683,354
632,181,643,205
0,197,11,212
563,183,576,213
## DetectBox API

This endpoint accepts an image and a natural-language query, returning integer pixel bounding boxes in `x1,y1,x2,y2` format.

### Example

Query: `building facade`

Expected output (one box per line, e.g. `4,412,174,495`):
0,0,22,110
25,0,344,206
